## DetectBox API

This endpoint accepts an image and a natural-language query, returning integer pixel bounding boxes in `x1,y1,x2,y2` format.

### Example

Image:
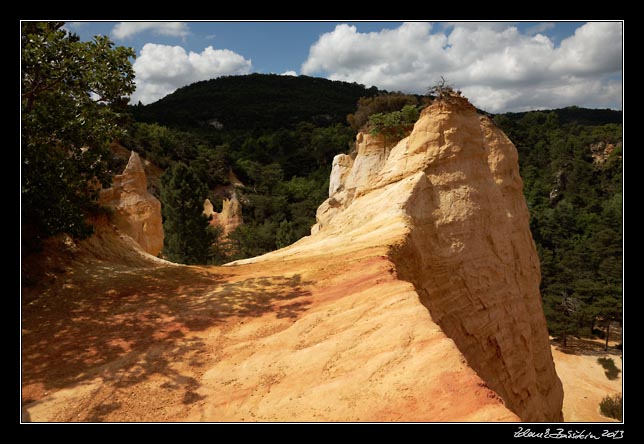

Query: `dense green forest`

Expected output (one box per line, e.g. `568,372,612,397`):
131,73,380,131
494,111,622,347
21,23,621,345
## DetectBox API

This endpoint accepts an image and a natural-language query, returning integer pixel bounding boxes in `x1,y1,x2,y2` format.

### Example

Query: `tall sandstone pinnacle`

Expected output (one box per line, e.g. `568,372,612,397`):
308,97,564,421
99,151,164,257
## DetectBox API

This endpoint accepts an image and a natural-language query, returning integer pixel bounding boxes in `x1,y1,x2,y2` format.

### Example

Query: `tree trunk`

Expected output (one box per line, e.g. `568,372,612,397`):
605,322,610,351
562,333,567,348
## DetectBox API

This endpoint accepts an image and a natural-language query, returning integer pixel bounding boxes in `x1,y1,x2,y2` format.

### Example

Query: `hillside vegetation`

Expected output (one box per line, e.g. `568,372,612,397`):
131,73,380,131
494,110,622,346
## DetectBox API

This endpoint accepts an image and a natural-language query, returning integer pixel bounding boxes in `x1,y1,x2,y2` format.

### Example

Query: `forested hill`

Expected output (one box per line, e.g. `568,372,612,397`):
493,108,622,346
499,106,622,127
131,73,381,131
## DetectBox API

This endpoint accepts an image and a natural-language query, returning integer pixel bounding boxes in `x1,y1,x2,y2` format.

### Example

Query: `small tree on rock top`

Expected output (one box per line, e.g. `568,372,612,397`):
427,76,461,101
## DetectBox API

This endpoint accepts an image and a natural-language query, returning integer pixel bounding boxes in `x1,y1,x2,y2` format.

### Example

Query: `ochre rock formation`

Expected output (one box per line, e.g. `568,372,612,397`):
204,192,243,236
328,153,353,196
109,141,164,195
99,151,164,257
204,170,245,236
392,101,564,422
590,141,620,164
241,97,564,421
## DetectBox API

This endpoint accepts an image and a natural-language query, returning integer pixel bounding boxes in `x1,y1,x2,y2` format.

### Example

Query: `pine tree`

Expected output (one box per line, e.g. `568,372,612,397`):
276,219,296,249
160,163,215,264
543,293,583,347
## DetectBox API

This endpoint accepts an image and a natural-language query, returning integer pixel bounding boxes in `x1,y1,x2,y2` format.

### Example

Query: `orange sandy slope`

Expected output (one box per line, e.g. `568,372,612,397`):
22,237,516,422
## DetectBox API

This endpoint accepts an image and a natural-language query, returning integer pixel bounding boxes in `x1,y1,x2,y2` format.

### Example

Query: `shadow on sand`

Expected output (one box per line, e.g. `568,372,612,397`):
22,263,311,421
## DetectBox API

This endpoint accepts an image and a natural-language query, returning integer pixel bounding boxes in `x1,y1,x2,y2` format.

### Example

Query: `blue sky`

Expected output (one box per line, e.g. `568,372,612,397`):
65,21,623,113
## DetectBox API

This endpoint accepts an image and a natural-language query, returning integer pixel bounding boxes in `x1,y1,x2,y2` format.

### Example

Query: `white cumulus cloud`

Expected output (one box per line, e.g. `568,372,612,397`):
131,43,252,104
112,22,190,40
551,22,622,76
301,21,622,112
281,70,298,76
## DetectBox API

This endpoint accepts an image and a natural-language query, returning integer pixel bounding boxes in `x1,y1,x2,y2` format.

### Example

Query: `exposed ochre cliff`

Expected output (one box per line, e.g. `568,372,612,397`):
203,170,245,236
391,99,563,422
243,96,564,421
99,151,164,257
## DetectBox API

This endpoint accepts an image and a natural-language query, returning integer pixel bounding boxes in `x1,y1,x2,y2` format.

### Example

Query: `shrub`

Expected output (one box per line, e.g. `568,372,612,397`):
347,93,419,131
368,105,420,142
597,357,621,380
599,393,622,421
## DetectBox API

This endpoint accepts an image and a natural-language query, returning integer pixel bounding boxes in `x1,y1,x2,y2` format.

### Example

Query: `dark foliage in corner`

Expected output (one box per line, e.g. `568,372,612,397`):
599,393,622,420
21,22,135,247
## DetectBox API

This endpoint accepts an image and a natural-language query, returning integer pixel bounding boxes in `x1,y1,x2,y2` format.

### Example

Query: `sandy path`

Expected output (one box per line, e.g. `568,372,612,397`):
22,248,515,422
22,239,622,423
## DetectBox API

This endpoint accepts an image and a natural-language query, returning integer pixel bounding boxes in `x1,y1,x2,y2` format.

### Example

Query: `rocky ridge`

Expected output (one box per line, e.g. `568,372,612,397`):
239,96,564,421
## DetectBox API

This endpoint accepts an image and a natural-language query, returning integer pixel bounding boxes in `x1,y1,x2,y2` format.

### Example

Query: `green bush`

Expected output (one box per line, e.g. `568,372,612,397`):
368,104,420,142
347,93,419,130
599,393,622,420
597,357,621,380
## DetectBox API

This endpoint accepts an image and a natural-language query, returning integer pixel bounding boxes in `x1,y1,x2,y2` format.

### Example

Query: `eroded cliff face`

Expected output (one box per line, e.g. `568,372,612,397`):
309,97,564,421
99,151,164,257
